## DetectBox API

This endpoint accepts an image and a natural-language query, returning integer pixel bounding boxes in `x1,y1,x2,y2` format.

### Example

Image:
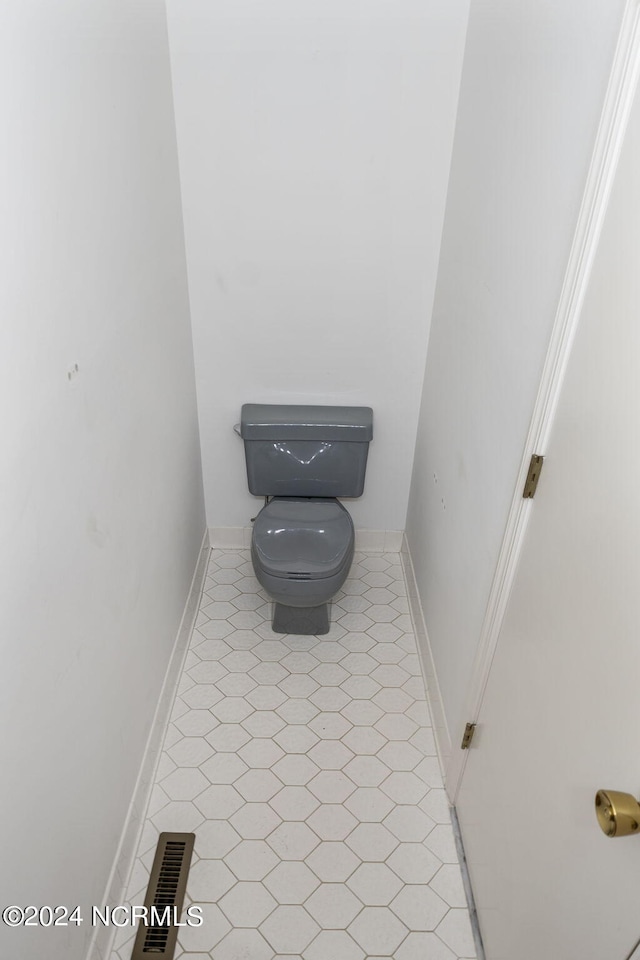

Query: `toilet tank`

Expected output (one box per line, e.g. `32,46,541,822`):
239,404,373,498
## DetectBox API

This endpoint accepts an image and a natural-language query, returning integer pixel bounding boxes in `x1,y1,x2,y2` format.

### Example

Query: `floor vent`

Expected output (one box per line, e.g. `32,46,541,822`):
130,832,194,960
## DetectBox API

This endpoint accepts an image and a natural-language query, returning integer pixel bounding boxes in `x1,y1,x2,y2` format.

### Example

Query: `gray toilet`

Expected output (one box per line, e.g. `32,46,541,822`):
238,403,373,635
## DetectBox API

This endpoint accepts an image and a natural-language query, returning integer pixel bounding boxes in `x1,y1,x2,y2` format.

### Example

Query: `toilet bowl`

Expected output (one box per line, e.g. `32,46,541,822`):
238,403,373,635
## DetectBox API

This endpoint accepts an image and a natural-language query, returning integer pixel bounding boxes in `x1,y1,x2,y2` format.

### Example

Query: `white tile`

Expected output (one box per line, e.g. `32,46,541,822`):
263,861,320,904
162,768,209,801
193,820,241,859
206,723,252,752
309,686,351,712
305,883,363,927
191,777,245,824
344,787,395,823
276,698,320,724
272,754,320,786
219,881,278,927
246,685,288,711
305,841,360,882
214,929,275,960
346,823,398,861
308,739,354,771
387,843,442,884
383,805,436,843
112,549,479,960
344,756,390,787
274,725,319,753
188,858,236,902
423,824,460,864
238,737,285,769
235,768,283,802
224,839,279,881
390,884,448,930
436,908,477,957
348,906,408,956
308,771,357,804
342,727,387,755
395,932,457,960
177,903,231,953
306,804,358,841
260,905,320,954
230,802,282,839
269,786,320,821
309,712,353,740
303,930,365,960
242,710,287,738
266,821,320,860
430,864,468,908
346,862,404,906
174,709,220,738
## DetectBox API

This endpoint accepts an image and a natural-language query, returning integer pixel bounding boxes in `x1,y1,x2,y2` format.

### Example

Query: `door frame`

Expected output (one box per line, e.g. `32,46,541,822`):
446,0,640,801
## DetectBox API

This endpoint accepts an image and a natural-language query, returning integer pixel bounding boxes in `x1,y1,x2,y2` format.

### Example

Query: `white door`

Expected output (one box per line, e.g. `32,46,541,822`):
456,53,640,960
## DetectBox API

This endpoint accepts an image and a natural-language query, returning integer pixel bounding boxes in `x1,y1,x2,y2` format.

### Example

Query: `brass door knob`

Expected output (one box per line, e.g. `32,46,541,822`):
595,790,640,837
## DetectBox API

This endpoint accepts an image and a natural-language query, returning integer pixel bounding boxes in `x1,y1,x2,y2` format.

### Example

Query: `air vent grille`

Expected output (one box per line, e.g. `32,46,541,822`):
130,832,194,960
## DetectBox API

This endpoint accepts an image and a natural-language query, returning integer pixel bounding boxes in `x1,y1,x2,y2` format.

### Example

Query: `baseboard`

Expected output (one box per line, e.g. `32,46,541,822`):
401,534,453,795
208,526,404,553
86,529,210,960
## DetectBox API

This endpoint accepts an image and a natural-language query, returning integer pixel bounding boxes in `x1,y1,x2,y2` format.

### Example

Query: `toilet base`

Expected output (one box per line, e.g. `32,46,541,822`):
272,602,330,636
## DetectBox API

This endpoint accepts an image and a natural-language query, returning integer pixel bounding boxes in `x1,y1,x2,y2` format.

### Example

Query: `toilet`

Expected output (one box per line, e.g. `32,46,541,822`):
238,403,373,635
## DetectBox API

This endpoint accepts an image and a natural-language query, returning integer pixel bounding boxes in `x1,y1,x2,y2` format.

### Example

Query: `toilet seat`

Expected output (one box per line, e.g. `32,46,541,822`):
252,498,354,580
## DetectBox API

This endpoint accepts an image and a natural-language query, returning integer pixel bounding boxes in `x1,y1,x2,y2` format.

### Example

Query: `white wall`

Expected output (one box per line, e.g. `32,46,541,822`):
406,0,626,742
166,0,470,532
0,4,204,958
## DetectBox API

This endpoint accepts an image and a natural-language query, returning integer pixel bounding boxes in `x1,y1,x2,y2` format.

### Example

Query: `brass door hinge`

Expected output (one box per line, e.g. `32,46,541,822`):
523,454,544,499
461,722,476,750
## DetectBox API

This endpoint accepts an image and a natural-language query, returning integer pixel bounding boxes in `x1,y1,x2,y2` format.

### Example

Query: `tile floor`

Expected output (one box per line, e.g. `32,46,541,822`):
111,549,476,960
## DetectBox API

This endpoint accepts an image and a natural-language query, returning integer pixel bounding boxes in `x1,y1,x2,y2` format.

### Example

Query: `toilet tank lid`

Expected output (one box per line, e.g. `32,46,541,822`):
240,404,373,442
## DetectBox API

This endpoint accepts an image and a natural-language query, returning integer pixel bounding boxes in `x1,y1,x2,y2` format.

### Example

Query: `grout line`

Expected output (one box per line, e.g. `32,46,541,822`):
451,804,486,960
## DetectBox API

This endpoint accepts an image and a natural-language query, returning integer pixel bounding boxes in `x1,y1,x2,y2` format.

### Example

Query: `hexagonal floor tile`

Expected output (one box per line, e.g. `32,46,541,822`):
272,754,320,786
303,929,365,960
201,753,249,785
193,820,241,859
305,841,360,882
346,823,399,861
176,902,231,953
274,725,319,754
390,884,448,930
305,883,363,928
306,804,358,841
394,932,457,960
344,787,395,823
308,713,353,740
383,805,436,842
224,839,279,881
308,771,357,804
218,882,278,927
270,786,320,821
238,737,285,769
348,906,408,956
346,862,404,905
387,843,442,884
161,768,209,801
214,928,275,960
307,739,354,771
260,905,320,954
188,859,236,902
206,723,252,752
230,802,282,839
263,861,320,904
194,784,244,820
234,768,283,802
266,821,320,860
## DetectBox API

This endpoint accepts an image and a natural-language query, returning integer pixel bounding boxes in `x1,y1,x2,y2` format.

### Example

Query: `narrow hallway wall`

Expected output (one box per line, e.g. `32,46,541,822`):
0,3,205,958
406,0,627,754
166,0,470,533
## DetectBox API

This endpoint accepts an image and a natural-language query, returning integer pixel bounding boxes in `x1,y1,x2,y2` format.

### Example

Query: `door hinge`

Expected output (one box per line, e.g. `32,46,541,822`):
461,722,476,750
523,454,544,499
